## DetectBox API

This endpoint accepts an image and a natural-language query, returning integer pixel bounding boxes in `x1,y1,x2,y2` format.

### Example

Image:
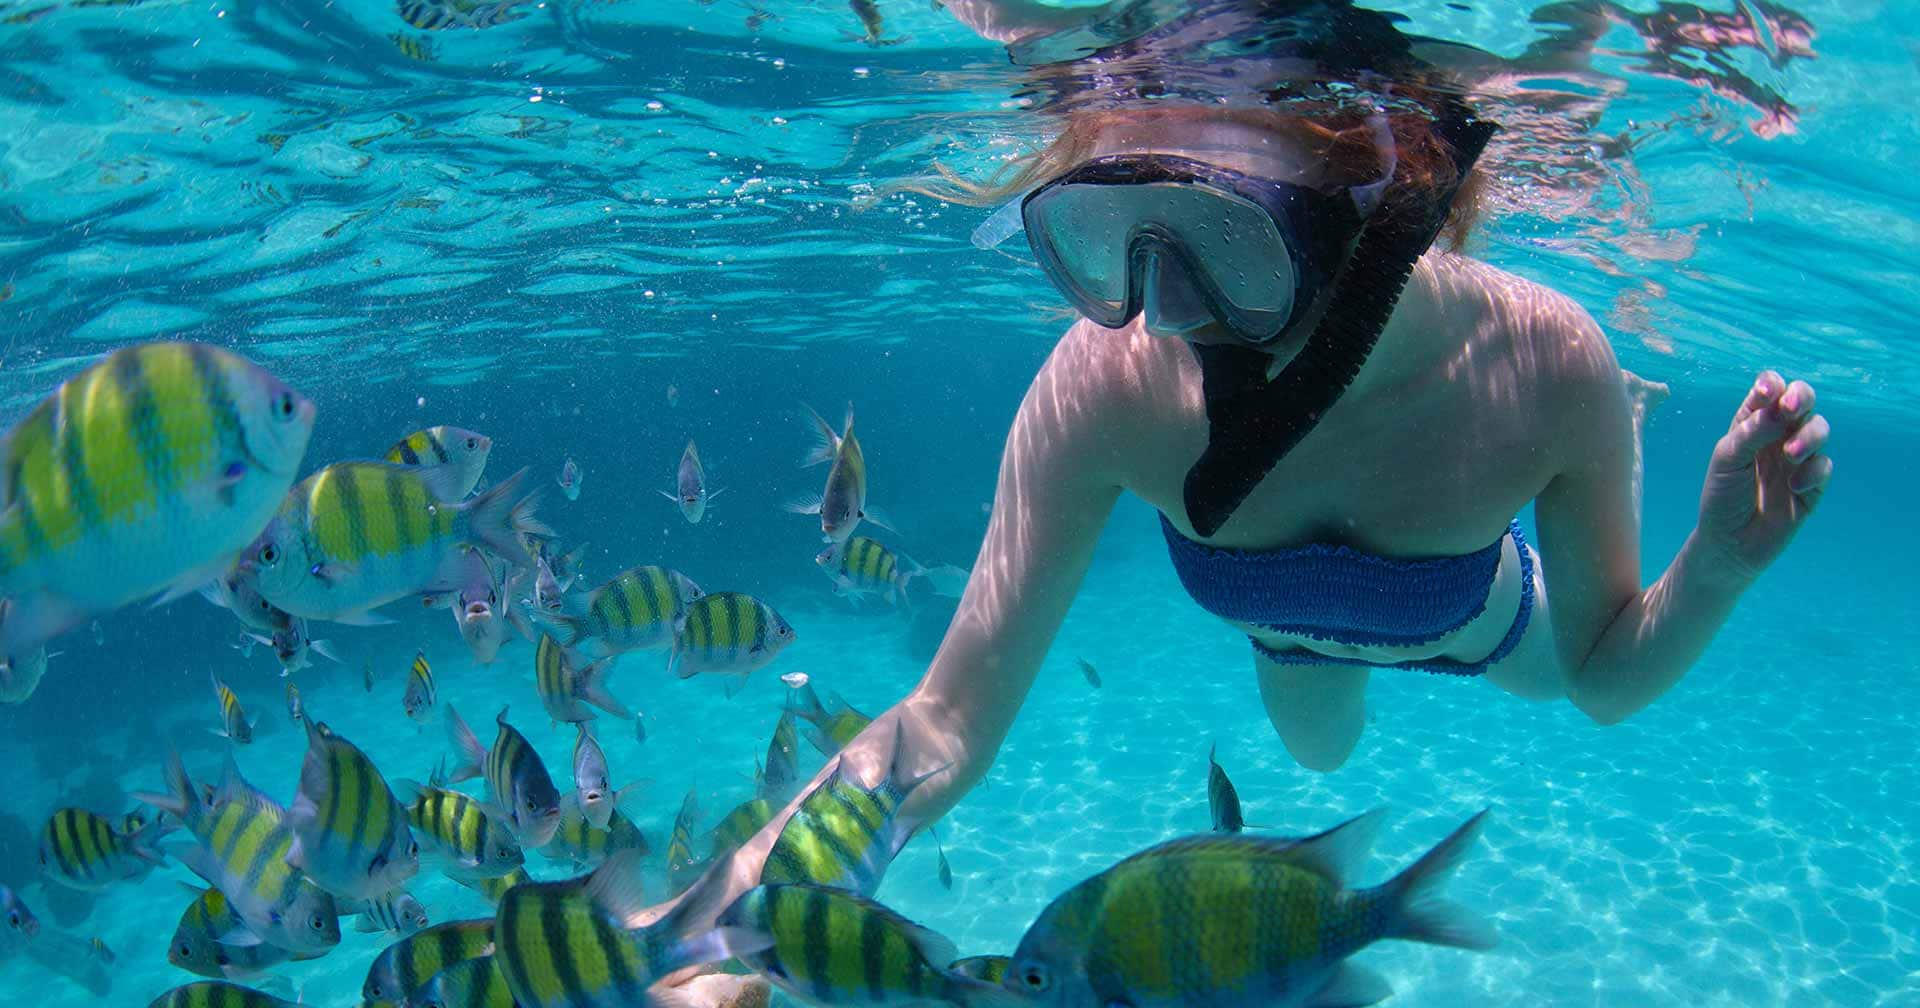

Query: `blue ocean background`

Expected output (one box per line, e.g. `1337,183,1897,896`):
1,0,1917,1005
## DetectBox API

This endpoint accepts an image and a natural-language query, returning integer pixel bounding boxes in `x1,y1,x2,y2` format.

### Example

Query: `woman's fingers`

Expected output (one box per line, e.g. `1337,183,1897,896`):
1733,370,1785,429
1784,413,1829,464
1790,452,1833,507
1774,379,1815,422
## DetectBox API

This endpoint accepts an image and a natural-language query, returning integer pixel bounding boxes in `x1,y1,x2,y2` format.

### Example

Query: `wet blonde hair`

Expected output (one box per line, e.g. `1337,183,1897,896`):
901,98,1490,251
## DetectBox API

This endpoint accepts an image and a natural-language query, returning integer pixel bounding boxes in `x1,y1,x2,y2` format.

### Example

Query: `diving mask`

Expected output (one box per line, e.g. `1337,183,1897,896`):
1016,154,1373,345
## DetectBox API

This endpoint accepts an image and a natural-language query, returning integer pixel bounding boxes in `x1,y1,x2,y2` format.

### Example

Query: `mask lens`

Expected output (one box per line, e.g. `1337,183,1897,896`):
1025,178,1298,339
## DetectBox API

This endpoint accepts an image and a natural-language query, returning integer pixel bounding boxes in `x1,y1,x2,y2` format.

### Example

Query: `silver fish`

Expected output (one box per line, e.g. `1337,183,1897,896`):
0,646,49,705
352,890,430,937
659,440,720,524
556,456,582,501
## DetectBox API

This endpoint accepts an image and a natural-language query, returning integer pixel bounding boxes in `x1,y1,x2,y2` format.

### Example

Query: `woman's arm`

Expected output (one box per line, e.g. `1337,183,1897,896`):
661,325,1127,928
1536,319,1831,725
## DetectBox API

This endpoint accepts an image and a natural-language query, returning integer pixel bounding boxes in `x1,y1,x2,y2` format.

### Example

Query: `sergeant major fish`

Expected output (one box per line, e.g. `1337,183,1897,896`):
556,455,582,501
361,917,495,1008
816,536,924,607
419,954,517,1008
0,342,315,661
534,632,630,724
541,793,649,871
210,672,254,744
1003,810,1496,1008
132,753,341,956
549,565,702,658
1207,744,1251,833
761,724,942,896
446,705,563,848
405,651,437,722
669,591,796,698
786,682,873,757
239,462,548,625
394,778,524,881
288,719,419,901
166,885,318,982
719,883,1003,1008
787,403,889,556
37,807,166,891
385,426,491,498
758,710,800,804
492,850,767,1008
144,980,299,1008
572,722,637,830
351,890,430,937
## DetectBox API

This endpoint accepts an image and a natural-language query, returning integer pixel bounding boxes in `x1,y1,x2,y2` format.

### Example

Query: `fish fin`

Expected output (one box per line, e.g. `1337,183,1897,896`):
1304,962,1393,1008
150,554,237,608
215,921,266,947
667,640,692,680
1378,809,1496,951
798,403,841,466
353,915,381,933
506,604,536,643
656,489,681,504
444,705,485,782
574,657,632,718
668,925,775,976
329,607,395,626
412,460,470,503
1284,808,1387,889
706,487,726,502
611,779,652,809
722,673,750,700
897,917,959,971
783,492,823,516
463,467,546,568
197,579,236,611
582,847,650,928
549,612,590,649
392,778,425,805
310,638,339,662
861,503,897,533
131,748,198,819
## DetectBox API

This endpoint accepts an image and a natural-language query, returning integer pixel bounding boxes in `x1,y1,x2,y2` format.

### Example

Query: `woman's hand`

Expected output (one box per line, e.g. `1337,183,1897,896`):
1694,370,1833,583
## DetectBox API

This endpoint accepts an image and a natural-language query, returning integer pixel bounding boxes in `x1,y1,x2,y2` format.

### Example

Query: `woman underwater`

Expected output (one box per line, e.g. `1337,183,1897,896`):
656,0,1832,970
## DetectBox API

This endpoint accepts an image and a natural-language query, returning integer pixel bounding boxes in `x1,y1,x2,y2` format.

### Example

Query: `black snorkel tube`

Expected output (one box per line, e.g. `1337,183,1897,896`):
1181,102,1496,537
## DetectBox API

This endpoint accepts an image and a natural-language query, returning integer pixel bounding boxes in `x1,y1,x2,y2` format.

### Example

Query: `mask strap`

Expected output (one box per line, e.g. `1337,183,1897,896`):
1181,110,1497,538
971,195,1029,250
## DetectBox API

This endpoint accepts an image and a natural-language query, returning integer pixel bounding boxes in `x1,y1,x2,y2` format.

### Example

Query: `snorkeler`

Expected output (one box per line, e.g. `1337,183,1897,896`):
648,0,1833,983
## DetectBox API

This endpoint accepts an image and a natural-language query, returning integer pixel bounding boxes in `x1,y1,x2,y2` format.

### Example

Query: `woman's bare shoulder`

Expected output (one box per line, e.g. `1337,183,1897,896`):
1429,254,1625,386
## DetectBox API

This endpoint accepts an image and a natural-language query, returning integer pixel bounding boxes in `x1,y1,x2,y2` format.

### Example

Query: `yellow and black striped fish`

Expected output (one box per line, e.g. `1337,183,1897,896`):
384,425,490,497
1008,811,1496,1008
446,705,562,848
210,671,254,744
145,981,300,1008
361,917,495,1008
815,535,923,605
242,462,547,624
388,30,438,62
534,632,629,724
352,889,430,937
494,850,765,1008
949,954,1010,983
721,883,996,1008
664,787,703,896
550,564,702,657
132,752,340,956
455,866,531,906
0,342,315,661
288,719,418,901
668,591,796,695
396,778,523,880
540,793,648,870
405,651,437,722
37,807,163,891
761,724,941,895
421,954,516,1008
167,885,316,980
707,796,774,861
786,681,872,756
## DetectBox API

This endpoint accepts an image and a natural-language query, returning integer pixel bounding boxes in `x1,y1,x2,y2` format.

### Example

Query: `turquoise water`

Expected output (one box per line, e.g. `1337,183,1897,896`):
1,0,1917,1006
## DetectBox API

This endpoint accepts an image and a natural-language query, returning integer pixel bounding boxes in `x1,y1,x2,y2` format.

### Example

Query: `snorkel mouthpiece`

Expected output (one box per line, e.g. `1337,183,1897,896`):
1182,107,1497,537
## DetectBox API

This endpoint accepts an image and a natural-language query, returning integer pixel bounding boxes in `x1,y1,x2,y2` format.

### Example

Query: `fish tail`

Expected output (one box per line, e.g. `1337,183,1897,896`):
1377,809,1497,951
797,403,841,467
444,705,485,783
130,749,200,825
574,657,631,719
463,469,548,568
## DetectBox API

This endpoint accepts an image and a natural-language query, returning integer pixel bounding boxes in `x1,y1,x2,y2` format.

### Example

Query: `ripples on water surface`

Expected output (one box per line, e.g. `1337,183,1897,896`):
0,1,1917,1006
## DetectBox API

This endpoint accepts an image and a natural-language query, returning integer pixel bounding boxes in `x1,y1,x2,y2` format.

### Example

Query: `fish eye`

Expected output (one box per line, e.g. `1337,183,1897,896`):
273,390,297,421
524,797,538,812
258,544,279,566
409,839,419,856
310,913,328,931
465,437,478,450
7,911,19,928
1019,964,1051,992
